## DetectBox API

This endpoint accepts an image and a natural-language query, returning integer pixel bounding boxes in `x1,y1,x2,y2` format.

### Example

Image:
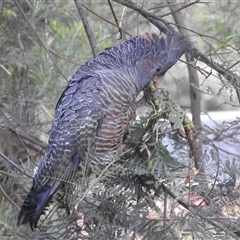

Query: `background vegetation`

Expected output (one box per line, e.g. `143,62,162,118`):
1,0,240,239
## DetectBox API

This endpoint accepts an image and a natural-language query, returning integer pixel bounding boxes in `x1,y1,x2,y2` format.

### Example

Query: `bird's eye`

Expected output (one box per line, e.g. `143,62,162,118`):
156,68,161,73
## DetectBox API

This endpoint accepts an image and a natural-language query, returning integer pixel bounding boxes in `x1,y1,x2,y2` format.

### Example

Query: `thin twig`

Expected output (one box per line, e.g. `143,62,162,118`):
113,0,174,33
163,190,167,233
167,0,203,173
117,6,127,38
161,183,189,210
160,184,238,238
82,3,132,37
9,129,46,154
14,0,68,82
161,0,202,18
112,0,240,103
48,49,81,65
0,184,20,210
107,0,122,39
148,0,203,11
74,0,98,58
0,151,33,179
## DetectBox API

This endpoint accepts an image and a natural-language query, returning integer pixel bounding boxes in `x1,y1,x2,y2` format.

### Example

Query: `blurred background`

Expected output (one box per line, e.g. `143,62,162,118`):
1,1,240,239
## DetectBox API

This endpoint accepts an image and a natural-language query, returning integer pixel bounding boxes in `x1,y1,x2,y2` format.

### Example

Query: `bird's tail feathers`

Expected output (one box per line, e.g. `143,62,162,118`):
17,185,56,230
17,154,80,230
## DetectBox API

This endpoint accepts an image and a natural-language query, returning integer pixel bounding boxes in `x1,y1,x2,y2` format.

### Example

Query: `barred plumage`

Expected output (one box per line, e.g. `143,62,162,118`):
17,32,192,230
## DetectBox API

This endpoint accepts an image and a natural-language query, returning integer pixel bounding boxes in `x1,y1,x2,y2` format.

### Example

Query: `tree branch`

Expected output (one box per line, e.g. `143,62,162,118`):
82,3,131,37
14,0,68,82
0,184,20,210
160,0,203,18
166,0,203,173
0,151,33,179
113,0,175,33
9,129,46,154
112,0,240,103
74,0,98,58
107,0,122,39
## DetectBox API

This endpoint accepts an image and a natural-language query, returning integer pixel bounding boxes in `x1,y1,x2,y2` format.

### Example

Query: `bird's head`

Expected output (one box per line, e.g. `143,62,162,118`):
134,32,192,90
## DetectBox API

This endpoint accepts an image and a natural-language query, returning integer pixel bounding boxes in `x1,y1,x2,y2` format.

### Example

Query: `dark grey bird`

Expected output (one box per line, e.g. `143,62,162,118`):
17,32,192,230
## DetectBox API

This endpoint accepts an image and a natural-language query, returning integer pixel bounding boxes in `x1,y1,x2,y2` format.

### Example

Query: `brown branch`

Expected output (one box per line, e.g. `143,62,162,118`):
161,183,239,238
9,129,46,154
194,49,240,97
113,0,175,33
112,0,240,103
148,0,207,11
166,0,203,173
107,0,122,39
0,184,20,210
161,183,189,210
14,0,68,82
0,151,34,179
74,0,98,58
48,49,81,66
160,0,204,18
82,3,132,37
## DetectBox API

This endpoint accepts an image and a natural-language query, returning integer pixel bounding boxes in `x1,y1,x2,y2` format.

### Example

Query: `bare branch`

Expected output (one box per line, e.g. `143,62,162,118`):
74,0,98,58
148,0,207,11
107,0,122,39
0,151,33,179
48,49,81,66
113,0,175,33
0,184,20,210
14,0,68,82
9,129,46,154
112,0,240,103
82,3,131,37
167,0,203,173
194,49,240,102
160,0,203,18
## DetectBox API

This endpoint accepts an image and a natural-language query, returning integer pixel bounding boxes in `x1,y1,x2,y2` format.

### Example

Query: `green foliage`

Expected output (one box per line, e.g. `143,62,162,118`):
1,1,240,240
13,112,185,239
218,27,240,51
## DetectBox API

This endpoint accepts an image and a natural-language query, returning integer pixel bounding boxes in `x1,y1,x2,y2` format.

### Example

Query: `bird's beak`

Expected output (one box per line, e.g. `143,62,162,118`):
153,74,165,88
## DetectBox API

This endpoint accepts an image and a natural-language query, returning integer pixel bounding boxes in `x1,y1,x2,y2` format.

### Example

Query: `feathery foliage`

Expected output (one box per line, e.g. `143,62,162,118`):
1,1,240,240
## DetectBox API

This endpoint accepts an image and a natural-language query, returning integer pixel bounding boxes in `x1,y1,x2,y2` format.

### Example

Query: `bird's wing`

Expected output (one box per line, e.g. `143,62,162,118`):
35,73,103,188
92,70,137,163
18,73,103,229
